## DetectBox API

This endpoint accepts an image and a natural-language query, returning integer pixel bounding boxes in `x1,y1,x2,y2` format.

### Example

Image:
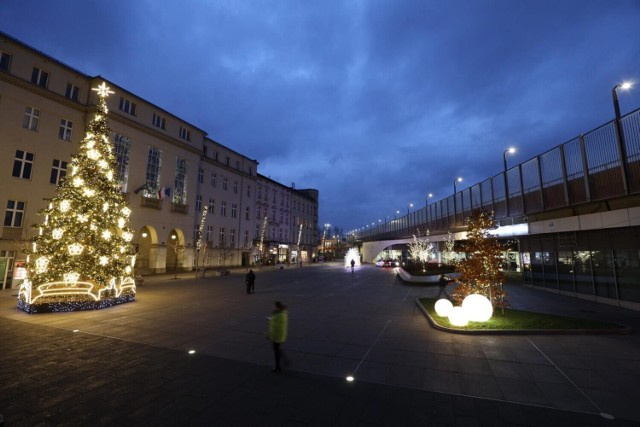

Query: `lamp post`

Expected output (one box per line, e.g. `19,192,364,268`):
425,193,433,228
170,234,178,279
613,82,632,194
453,177,462,225
407,203,414,215
503,147,516,217
503,147,516,171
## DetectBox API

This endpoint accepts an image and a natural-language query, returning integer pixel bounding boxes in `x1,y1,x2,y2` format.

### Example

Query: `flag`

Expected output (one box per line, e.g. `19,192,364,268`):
158,187,171,199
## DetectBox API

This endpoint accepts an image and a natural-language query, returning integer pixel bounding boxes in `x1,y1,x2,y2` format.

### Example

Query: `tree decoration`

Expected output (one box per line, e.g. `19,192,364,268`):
18,82,136,313
450,210,508,310
407,230,433,272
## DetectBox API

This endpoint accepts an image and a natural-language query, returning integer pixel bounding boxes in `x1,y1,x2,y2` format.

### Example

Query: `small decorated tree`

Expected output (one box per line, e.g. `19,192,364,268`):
407,230,434,272
451,210,507,309
19,83,136,313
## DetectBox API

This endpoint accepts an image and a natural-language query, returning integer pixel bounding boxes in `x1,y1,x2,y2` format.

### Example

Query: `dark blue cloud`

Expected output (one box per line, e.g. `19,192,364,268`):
2,0,639,232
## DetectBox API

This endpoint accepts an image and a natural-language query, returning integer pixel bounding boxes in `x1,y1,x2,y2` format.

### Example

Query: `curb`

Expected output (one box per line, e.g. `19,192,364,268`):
415,298,633,335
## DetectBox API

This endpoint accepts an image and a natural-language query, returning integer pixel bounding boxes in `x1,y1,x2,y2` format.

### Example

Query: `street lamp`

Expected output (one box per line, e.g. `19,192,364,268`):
407,202,414,215
453,177,462,194
425,193,433,227
612,82,633,194
503,147,516,171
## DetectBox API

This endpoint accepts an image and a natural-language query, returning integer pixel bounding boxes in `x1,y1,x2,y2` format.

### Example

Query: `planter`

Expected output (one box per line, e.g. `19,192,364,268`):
397,267,459,284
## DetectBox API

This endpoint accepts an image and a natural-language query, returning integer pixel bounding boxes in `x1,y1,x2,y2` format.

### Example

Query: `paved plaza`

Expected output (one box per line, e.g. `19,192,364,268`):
2,263,640,426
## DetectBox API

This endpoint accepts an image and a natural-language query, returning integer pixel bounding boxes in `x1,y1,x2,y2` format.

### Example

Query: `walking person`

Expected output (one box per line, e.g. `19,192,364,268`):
245,269,255,294
267,301,288,372
350,258,355,273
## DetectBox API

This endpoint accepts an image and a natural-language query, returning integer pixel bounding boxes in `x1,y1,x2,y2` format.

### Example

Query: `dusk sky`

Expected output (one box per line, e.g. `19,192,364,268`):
2,1,639,233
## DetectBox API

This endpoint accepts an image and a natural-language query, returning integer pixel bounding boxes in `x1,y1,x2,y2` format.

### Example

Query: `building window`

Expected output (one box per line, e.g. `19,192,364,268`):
247,185,252,198
195,195,202,211
65,83,79,101
230,229,236,246
231,203,237,218
222,177,228,191
219,227,225,245
50,159,68,185
235,160,240,169
244,230,249,246
233,180,238,194
256,207,261,220
245,207,250,220
0,51,11,71
58,119,73,141
221,201,227,217
179,126,191,141
23,106,39,131
4,200,25,227
31,67,49,88
208,198,215,213
211,172,216,187
152,113,166,129
12,150,34,179
144,146,162,198
225,156,230,166
207,225,213,242
174,157,187,204
113,134,131,192
119,97,137,116
198,168,204,183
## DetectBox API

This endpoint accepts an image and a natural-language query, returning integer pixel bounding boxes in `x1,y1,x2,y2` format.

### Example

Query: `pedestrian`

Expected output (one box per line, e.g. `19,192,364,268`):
350,259,355,272
245,269,255,294
267,301,288,372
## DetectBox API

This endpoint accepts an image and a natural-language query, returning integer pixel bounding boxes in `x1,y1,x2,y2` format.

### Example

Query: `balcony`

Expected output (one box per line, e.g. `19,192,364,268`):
171,202,189,214
140,197,162,210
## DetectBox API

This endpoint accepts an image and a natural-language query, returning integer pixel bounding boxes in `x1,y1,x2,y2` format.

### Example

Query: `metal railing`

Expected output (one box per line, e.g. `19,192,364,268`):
360,107,640,241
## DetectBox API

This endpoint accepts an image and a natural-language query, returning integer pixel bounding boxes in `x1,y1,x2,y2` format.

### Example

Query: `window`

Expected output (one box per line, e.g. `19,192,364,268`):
222,177,228,191
233,180,238,194
65,83,79,101
50,159,68,185
144,146,162,198
198,168,204,183
244,230,249,246
247,185,252,198
256,207,261,220
211,172,216,187
179,126,191,141
152,113,166,129
235,160,240,169
119,97,137,116
221,201,227,216
245,206,250,220
173,157,187,204
218,227,225,245
0,51,12,72
207,225,213,242
195,195,202,211
225,156,230,166
58,119,73,141
23,106,39,131
208,198,215,213
231,203,237,218
31,67,48,88
12,150,34,179
113,134,131,192
230,229,236,246
4,200,25,227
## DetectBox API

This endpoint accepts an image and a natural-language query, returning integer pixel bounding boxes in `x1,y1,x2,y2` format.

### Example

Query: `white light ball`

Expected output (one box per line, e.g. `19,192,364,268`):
448,306,468,326
434,298,453,317
462,294,493,322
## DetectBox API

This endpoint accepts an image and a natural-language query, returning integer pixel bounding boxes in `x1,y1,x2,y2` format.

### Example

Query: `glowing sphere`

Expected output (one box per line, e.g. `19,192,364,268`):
462,294,493,322
434,298,453,317
448,306,469,327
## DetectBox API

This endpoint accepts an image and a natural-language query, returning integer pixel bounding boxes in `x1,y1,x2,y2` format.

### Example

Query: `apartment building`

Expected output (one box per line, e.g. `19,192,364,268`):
256,175,319,264
0,32,318,288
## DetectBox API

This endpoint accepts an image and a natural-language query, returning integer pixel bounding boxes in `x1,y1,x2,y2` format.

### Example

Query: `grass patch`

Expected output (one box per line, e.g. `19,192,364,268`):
419,297,626,331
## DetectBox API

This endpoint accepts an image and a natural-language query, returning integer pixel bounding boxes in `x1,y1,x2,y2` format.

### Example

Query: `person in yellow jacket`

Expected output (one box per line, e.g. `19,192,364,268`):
268,301,288,372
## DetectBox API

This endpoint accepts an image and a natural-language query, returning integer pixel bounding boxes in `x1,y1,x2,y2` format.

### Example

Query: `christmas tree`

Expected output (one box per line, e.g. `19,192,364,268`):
450,210,508,309
18,83,137,313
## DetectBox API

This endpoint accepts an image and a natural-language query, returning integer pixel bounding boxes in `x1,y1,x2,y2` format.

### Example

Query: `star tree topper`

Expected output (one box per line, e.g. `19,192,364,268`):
92,82,114,98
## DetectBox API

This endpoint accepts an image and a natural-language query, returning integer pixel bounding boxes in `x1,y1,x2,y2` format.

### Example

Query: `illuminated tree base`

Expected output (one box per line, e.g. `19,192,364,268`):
18,293,135,314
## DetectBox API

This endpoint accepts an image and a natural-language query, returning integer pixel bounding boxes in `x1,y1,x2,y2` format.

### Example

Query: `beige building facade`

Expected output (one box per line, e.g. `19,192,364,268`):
0,32,318,288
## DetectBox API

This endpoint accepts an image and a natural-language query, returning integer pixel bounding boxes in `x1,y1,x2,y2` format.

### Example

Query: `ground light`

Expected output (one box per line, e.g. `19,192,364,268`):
448,306,469,326
346,376,354,382
188,350,196,355
434,298,453,317
462,294,493,322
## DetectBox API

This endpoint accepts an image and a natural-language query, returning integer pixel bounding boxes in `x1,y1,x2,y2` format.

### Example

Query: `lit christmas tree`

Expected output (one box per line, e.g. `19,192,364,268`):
450,210,508,309
18,82,136,313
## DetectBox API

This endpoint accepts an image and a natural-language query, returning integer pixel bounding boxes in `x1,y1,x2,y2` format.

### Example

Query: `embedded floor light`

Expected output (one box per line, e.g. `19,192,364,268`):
346,376,354,382
188,349,196,355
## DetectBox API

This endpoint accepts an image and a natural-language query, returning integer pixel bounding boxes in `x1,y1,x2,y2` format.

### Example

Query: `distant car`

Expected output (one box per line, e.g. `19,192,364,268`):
375,259,397,268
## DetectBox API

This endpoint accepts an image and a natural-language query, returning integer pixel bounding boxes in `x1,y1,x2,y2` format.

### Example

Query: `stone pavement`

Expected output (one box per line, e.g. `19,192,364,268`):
1,263,639,426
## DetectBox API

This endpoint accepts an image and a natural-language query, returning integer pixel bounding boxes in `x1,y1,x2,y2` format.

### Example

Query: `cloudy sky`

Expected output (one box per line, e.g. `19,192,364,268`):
2,1,639,233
